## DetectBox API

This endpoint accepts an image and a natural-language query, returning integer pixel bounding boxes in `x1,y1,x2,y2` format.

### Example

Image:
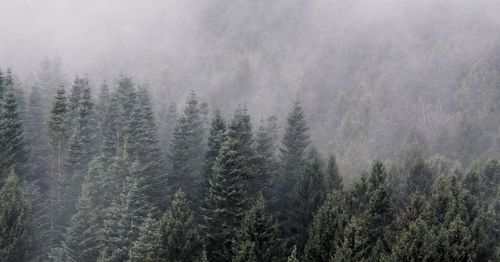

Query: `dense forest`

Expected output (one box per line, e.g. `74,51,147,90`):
1,0,500,261
0,63,498,261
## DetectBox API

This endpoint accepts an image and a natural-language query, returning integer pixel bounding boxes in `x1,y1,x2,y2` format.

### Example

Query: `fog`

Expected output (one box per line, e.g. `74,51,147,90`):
2,0,500,171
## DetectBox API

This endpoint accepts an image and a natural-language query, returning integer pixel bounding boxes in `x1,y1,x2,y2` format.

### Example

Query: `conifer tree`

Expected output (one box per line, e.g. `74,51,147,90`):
287,150,326,253
65,85,97,218
228,106,254,164
68,77,86,121
158,189,203,261
204,137,250,262
390,218,433,261
0,83,27,180
275,101,310,223
129,216,161,262
95,81,110,147
46,88,71,248
0,171,31,262
61,166,103,262
129,88,166,210
25,86,49,185
363,160,394,258
169,92,205,205
325,155,342,192
101,175,152,262
159,103,177,159
332,218,367,262
203,110,227,200
233,193,283,262
251,116,278,198
279,101,310,183
304,192,346,262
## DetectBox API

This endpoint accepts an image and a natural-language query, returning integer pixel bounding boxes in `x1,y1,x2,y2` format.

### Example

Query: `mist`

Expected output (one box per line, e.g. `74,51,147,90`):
1,0,500,261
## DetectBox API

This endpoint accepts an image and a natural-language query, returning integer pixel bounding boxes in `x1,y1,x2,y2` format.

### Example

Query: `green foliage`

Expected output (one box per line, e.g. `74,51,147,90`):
129,216,161,262
0,171,31,262
305,192,346,262
158,189,203,261
204,137,250,262
233,194,283,262
287,150,326,253
169,92,205,206
325,155,343,192
0,83,27,180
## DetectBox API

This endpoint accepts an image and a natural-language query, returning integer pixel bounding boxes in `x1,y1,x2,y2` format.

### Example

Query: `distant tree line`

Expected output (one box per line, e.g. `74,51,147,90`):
0,63,498,262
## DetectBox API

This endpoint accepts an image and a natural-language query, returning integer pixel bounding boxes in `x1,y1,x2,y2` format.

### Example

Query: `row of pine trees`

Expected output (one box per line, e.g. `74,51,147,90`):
0,65,499,262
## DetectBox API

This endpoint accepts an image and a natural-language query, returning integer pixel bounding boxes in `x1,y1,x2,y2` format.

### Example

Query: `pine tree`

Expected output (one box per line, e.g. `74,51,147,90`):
204,137,250,262
203,110,227,200
304,192,346,262
431,215,476,261
390,218,433,262
363,160,394,259
25,86,49,185
233,193,283,262
325,155,342,192
101,175,152,262
129,216,161,262
287,150,326,253
332,218,367,262
60,166,103,262
46,88,71,249
275,101,310,225
169,92,205,206
252,116,278,198
129,88,166,210
95,81,110,148
68,77,87,121
228,106,254,163
0,171,31,262
65,85,97,218
158,189,203,261
159,103,177,160
0,82,27,181
279,101,310,183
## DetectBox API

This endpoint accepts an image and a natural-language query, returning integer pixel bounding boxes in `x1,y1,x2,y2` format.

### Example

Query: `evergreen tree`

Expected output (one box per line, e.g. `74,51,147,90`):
25,86,49,185
332,218,367,262
203,110,227,200
304,192,346,262
46,88,71,249
0,171,31,262
279,101,310,183
101,174,152,262
158,189,203,261
95,81,110,148
233,193,283,262
251,116,278,198
68,77,87,121
65,85,97,218
129,88,166,210
287,150,326,253
204,137,250,262
0,82,27,181
159,103,177,160
390,218,433,262
431,215,476,261
275,101,310,224
169,92,205,205
60,166,103,262
363,160,394,259
228,106,254,163
325,155,342,192
129,216,161,262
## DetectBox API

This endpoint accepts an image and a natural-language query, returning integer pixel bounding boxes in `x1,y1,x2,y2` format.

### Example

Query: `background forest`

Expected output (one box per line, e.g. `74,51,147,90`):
0,0,500,261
